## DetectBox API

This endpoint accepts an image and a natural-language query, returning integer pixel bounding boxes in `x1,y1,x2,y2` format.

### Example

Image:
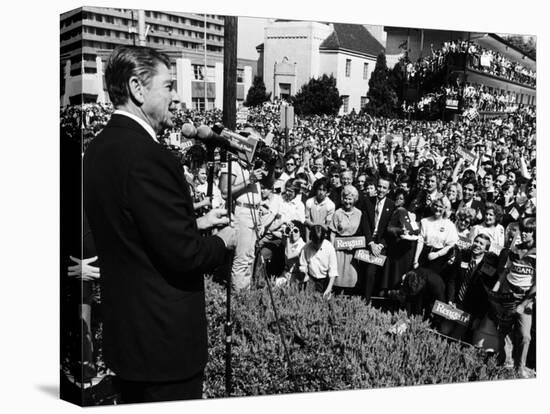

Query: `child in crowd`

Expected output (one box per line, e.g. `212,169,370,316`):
299,225,338,298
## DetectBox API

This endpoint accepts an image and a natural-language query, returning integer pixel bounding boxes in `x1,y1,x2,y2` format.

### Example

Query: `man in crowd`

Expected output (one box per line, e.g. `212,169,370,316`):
83,46,237,403
357,175,395,302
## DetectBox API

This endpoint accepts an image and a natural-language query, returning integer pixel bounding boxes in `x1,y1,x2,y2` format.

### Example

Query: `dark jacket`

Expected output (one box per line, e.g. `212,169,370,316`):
446,249,503,318
355,196,395,249
83,114,226,382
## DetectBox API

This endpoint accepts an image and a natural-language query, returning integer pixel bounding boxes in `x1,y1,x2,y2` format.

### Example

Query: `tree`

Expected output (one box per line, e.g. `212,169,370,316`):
244,76,271,107
292,74,343,116
364,52,398,117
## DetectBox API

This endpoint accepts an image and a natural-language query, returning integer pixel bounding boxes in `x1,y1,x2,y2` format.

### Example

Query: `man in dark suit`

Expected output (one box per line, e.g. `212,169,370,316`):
83,46,236,403
458,178,485,223
356,175,395,303
442,234,502,340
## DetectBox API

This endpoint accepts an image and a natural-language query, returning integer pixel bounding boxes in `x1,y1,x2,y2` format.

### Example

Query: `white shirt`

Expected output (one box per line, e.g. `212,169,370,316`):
299,239,338,279
280,197,305,223
373,197,386,235
220,161,262,205
420,217,459,249
305,197,335,226
114,110,157,143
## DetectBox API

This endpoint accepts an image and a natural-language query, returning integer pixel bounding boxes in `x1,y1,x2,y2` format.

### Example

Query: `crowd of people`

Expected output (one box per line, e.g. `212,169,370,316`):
190,103,536,379
63,84,536,382
408,81,534,118
402,39,536,88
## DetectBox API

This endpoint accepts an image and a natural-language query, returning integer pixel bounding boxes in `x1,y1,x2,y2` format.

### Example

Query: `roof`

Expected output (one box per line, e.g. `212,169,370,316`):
320,23,384,57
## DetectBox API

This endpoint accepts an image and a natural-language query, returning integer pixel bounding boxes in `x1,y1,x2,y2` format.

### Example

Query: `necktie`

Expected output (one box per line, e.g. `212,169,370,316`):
458,258,477,304
374,200,382,235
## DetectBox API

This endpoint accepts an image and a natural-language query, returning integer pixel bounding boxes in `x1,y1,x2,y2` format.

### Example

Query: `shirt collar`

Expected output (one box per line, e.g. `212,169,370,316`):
114,109,158,143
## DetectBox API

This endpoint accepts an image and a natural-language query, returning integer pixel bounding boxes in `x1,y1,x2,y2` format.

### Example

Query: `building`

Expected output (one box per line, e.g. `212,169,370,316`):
60,6,255,109
257,21,385,114
384,27,536,111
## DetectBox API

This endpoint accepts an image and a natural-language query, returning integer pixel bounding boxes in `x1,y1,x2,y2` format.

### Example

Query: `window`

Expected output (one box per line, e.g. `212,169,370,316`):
193,64,204,80
342,95,349,113
345,59,351,77
236,68,244,83
205,66,215,82
363,62,369,80
361,96,368,109
279,83,291,100
192,97,215,111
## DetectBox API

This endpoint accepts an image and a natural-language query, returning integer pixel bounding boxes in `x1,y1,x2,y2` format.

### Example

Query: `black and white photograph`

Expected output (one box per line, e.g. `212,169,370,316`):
3,1,548,413
58,1,540,407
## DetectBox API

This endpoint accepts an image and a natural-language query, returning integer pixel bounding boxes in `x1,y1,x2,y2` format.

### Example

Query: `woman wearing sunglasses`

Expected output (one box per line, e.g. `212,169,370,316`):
279,220,306,286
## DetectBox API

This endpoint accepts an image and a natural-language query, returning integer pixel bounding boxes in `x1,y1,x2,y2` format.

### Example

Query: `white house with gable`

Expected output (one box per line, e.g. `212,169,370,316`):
257,20,385,114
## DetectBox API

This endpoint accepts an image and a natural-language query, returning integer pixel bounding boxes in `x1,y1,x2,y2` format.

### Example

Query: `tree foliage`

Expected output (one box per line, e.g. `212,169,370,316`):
503,35,536,59
292,74,343,116
244,76,271,107
364,52,398,117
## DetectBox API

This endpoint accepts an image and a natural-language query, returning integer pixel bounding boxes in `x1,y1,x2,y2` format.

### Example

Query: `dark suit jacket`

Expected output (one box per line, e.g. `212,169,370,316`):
458,199,485,224
83,114,226,382
446,250,502,317
356,196,395,248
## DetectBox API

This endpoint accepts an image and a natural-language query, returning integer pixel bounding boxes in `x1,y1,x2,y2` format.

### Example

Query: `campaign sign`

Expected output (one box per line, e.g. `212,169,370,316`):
432,301,471,326
354,249,386,266
180,138,195,154
456,236,472,250
456,146,476,164
446,99,459,110
335,236,366,251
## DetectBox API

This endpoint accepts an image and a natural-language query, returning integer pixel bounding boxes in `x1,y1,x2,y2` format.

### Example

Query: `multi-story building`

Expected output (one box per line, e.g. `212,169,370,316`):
60,6,255,109
256,20,385,115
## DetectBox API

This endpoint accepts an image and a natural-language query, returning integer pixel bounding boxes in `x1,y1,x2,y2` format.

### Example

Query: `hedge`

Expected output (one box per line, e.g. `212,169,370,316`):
204,278,515,398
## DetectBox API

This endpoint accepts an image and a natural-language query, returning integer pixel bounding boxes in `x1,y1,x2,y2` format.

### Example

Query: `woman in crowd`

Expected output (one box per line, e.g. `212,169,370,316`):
454,207,476,240
413,194,458,275
384,191,419,292
393,187,408,209
469,202,505,254
329,185,362,294
277,220,306,286
445,182,462,220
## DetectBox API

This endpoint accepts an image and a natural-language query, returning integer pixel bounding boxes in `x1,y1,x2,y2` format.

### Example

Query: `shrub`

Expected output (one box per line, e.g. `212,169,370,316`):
204,278,514,398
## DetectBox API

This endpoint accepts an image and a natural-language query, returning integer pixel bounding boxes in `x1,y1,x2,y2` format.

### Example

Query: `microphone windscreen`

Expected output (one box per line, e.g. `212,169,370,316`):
181,123,197,138
197,125,213,140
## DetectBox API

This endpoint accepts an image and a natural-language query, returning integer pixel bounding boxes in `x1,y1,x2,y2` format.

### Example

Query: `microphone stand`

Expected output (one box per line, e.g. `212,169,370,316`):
224,152,234,397
206,147,215,202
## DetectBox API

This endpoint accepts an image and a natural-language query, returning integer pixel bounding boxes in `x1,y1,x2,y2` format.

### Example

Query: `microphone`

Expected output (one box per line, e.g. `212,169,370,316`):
181,123,197,138
189,125,260,165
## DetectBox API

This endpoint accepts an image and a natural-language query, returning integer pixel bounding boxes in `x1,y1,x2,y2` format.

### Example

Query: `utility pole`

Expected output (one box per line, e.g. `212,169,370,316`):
204,14,208,111
222,16,238,131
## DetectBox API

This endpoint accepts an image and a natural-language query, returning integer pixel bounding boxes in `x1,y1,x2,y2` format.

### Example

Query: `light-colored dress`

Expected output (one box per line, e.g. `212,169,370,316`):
330,207,362,288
